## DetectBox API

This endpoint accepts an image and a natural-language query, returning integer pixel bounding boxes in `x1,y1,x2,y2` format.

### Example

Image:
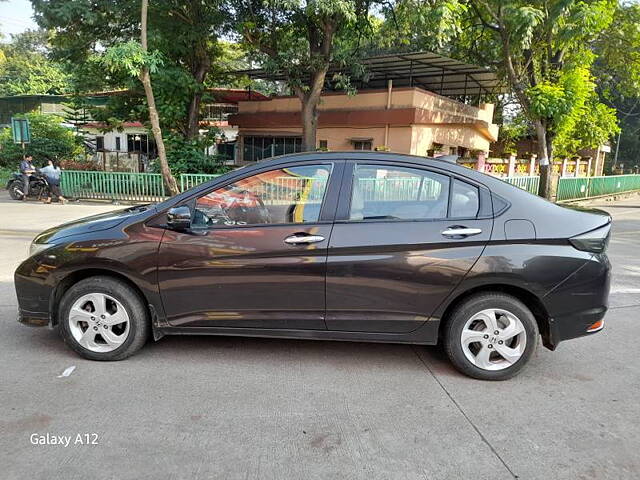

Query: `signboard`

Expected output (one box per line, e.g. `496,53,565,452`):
11,117,31,144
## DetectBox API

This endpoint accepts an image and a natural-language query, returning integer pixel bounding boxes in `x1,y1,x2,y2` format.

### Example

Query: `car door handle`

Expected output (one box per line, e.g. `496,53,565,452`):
284,234,326,245
441,227,482,238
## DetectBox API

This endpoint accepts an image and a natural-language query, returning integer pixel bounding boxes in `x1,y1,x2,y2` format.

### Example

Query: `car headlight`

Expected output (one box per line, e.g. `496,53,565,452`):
29,242,52,258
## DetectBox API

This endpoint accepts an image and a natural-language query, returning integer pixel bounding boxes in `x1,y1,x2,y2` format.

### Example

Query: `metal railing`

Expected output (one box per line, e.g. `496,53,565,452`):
61,170,167,202
556,175,640,201
502,176,540,195
58,170,640,203
179,173,220,192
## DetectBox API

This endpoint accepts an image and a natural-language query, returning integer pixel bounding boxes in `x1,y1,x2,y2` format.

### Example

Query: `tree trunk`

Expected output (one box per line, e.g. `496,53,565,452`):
534,120,552,200
296,68,328,152
140,0,178,196
300,99,318,151
186,90,204,140
186,55,210,139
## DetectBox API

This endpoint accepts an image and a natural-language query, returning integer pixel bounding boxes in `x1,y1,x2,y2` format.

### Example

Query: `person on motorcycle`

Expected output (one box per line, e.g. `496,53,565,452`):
19,155,36,201
39,159,66,204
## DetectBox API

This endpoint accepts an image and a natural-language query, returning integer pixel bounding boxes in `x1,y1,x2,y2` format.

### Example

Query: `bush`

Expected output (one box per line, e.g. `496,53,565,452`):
0,166,15,188
160,134,232,175
60,159,104,171
0,112,83,169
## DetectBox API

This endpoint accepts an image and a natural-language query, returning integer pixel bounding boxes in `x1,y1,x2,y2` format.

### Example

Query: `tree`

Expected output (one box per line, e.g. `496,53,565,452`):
102,3,179,196
592,1,640,171
32,0,228,139
236,0,366,151
463,0,616,198
0,30,70,96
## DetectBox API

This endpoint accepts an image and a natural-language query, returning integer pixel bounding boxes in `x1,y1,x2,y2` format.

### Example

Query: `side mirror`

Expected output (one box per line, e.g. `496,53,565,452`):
166,206,192,231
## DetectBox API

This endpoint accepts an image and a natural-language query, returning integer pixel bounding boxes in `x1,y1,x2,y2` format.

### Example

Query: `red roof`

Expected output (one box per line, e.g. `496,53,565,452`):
82,121,145,129
207,88,269,103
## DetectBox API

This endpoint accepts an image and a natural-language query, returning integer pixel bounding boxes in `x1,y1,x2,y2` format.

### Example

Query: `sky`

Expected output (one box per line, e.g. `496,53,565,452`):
0,0,37,40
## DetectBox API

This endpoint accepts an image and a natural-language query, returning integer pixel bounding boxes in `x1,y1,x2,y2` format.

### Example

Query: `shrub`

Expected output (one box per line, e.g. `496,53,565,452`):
0,112,83,169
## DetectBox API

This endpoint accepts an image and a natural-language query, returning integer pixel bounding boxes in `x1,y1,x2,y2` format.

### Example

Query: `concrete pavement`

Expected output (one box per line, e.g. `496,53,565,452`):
0,191,638,480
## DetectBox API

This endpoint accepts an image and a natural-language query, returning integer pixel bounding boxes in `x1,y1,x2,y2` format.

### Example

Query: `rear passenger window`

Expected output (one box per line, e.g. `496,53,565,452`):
450,179,480,218
350,165,450,221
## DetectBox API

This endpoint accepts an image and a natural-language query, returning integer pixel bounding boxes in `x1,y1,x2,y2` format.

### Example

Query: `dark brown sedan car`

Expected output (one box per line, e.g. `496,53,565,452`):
15,152,611,379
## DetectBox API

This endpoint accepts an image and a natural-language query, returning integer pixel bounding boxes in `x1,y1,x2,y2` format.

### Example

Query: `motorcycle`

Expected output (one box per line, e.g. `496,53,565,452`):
6,172,52,201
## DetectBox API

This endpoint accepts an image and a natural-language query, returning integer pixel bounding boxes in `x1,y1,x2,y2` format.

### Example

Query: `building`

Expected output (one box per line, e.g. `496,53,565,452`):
229,51,503,164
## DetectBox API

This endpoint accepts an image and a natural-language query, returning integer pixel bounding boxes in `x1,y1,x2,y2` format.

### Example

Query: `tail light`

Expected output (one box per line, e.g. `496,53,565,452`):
587,319,604,332
569,224,611,253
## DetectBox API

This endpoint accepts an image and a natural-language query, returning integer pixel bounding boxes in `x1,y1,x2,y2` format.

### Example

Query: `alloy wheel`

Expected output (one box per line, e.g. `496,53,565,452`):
67,293,130,353
460,308,527,371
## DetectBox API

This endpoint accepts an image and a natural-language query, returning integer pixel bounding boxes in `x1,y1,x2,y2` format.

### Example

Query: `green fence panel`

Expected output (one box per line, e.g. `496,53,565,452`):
503,176,540,194
61,170,166,202
556,175,640,201
59,170,640,204
179,173,221,192
556,177,590,201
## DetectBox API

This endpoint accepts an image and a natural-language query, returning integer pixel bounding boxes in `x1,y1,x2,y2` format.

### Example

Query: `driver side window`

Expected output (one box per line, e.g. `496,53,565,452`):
192,165,332,227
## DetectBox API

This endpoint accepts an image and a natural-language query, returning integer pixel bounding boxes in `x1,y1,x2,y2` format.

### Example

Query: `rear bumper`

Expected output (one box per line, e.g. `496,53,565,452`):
545,307,607,350
542,253,611,350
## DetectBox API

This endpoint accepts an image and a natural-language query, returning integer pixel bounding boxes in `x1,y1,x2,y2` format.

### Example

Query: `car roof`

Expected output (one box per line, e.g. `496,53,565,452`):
255,151,488,182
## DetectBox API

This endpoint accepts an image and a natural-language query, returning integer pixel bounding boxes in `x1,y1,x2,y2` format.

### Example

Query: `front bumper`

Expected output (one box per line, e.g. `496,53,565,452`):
17,307,50,327
15,255,56,328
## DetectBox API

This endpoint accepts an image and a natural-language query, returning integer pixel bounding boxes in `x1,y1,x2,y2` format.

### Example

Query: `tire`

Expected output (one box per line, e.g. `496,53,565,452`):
443,292,538,380
8,180,24,200
58,276,150,361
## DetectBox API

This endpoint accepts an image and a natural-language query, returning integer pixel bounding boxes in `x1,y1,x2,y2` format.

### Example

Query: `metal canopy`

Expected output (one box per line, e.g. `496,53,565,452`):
231,51,506,100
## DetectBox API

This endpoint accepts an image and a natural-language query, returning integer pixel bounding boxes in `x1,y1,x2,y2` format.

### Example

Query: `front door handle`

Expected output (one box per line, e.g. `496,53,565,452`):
441,227,482,238
284,234,326,245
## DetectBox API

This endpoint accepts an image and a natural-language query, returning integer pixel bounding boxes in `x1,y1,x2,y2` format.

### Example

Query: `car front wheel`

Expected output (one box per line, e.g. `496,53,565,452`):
58,276,150,361
444,292,538,380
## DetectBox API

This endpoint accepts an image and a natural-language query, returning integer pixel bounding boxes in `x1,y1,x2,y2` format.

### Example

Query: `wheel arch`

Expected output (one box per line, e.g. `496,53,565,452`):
437,283,553,350
49,268,151,327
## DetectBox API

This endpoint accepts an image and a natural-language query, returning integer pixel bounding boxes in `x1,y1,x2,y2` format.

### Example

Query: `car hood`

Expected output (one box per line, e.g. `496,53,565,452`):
34,206,153,244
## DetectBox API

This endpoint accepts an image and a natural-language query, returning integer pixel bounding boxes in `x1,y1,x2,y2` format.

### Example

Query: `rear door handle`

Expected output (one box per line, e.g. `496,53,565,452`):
441,227,482,238
284,234,326,245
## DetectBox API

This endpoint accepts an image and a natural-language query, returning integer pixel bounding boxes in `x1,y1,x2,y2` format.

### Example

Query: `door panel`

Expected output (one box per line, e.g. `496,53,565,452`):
157,162,340,329
158,224,331,329
326,162,492,333
325,220,491,332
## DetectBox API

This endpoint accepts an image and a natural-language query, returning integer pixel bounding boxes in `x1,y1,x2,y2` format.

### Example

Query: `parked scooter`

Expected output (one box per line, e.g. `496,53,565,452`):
6,172,52,201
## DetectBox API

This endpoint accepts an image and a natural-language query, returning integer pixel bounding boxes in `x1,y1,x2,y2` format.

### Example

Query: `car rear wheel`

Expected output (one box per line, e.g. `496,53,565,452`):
58,276,150,361
443,293,538,380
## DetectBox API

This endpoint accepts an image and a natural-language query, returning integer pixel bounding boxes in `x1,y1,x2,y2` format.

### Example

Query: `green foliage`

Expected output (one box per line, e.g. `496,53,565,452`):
62,94,93,133
501,5,544,50
555,98,620,157
101,41,164,77
158,134,231,175
527,66,594,130
499,114,530,154
32,0,229,139
0,112,83,168
594,2,640,99
237,0,363,93
376,0,467,51
0,30,71,96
